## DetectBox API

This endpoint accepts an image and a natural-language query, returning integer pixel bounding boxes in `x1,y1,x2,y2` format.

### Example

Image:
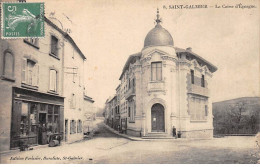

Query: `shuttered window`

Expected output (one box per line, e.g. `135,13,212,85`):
49,69,57,92
70,120,76,134
77,120,82,133
21,58,39,87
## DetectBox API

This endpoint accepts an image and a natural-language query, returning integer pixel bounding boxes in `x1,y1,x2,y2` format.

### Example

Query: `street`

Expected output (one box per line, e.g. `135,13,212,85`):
1,119,259,164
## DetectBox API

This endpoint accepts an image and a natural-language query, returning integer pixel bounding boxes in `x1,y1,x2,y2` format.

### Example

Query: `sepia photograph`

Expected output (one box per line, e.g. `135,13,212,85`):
0,0,259,164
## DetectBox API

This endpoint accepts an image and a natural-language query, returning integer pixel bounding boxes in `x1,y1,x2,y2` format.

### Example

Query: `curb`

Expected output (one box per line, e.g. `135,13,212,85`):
102,123,215,142
102,123,143,141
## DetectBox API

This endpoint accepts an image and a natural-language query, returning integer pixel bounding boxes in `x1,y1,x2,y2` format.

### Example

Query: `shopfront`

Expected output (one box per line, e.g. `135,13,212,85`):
10,87,64,149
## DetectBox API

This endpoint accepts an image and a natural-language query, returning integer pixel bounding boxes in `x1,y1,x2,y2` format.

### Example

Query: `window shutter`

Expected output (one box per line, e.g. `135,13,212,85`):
33,64,39,86
36,64,39,86
49,70,53,91
21,58,27,83
54,70,57,91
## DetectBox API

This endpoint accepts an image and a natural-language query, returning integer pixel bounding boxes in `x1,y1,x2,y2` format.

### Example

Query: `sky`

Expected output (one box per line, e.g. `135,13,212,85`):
29,0,260,108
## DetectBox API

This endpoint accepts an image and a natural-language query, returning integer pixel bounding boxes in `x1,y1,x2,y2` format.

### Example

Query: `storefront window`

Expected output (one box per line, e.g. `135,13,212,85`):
54,106,59,133
47,105,53,133
46,105,60,133
40,103,46,111
54,106,59,114
29,103,38,136
11,90,64,149
20,103,29,137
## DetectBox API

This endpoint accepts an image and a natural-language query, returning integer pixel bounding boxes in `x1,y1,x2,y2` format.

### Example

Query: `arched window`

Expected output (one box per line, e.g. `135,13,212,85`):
3,50,14,79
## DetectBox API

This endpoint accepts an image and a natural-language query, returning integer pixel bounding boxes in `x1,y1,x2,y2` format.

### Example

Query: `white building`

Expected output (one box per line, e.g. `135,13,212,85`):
115,9,217,138
62,32,86,143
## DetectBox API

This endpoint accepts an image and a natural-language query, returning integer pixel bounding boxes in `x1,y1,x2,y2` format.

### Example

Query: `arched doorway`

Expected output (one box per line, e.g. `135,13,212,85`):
151,103,165,132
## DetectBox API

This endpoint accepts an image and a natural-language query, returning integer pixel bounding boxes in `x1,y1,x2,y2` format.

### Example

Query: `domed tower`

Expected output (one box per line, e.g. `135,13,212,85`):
139,9,179,137
117,9,216,139
142,8,176,56
144,9,174,48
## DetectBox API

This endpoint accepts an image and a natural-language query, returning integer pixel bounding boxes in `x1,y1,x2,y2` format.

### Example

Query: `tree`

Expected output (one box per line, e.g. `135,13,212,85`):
228,102,247,133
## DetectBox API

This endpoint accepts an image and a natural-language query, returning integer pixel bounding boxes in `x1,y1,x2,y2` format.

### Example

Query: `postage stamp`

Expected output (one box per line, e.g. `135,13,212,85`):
1,2,44,39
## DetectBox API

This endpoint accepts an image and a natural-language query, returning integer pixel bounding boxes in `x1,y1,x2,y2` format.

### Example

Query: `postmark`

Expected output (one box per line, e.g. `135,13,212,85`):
1,2,45,39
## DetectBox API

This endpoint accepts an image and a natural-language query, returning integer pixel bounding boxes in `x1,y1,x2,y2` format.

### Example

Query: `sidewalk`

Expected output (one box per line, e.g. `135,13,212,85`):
103,123,144,141
102,123,214,142
0,142,53,156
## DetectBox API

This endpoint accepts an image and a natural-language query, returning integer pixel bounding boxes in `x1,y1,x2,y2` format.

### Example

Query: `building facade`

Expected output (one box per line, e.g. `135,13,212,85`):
62,28,86,143
106,10,217,138
0,17,66,152
0,17,87,152
83,95,95,134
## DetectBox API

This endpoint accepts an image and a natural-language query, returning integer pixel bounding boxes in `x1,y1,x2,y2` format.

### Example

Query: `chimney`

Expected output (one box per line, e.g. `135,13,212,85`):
186,47,192,52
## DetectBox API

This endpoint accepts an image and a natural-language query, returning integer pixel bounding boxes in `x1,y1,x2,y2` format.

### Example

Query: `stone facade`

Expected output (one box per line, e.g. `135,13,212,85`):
105,10,217,139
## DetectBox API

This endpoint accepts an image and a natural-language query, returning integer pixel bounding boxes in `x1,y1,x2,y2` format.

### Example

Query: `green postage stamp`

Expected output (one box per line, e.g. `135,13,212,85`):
1,2,44,39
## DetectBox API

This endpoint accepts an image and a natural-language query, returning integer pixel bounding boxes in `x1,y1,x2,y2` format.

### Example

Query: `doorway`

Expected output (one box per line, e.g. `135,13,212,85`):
151,103,165,132
38,113,47,144
65,119,68,142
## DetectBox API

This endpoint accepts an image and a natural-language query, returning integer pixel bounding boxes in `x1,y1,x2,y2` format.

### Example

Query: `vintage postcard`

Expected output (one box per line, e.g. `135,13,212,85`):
0,0,259,164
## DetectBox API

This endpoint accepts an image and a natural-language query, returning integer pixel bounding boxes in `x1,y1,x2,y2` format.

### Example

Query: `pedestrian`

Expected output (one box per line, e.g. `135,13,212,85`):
172,126,177,139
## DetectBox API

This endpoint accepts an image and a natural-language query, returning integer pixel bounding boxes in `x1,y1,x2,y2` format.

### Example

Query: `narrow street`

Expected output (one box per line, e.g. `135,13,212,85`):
1,119,259,164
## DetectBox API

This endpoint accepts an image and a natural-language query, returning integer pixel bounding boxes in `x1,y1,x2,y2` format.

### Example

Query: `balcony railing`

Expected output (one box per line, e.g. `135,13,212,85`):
188,84,210,97
125,87,135,100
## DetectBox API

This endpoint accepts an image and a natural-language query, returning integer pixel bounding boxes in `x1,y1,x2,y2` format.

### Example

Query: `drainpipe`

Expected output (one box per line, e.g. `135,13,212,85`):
142,65,146,137
178,54,181,136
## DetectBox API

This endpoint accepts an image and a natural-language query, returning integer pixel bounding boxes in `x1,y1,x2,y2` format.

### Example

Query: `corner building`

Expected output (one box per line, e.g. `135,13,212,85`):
118,10,217,138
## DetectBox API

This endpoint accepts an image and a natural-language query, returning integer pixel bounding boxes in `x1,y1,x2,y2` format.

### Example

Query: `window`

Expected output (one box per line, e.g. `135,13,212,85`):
128,107,131,117
3,51,14,79
77,120,82,133
70,120,76,134
191,70,194,84
128,80,131,89
201,75,205,87
50,35,58,56
151,62,162,81
24,38,39,48
205,105,208,116
22,58,39,87
189,97,207,121
128,102,135,122
49,69,57,92
47,105,60,133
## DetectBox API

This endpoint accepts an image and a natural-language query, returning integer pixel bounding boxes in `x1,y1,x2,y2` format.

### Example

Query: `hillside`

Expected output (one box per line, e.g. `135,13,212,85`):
213,97,260,135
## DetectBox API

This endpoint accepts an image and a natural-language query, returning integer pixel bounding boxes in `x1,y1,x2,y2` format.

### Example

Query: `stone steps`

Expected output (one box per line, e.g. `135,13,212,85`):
142,133,175,139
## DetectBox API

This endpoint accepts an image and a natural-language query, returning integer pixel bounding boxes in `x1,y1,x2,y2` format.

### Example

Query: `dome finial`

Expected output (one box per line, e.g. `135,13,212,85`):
155,8,162,24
